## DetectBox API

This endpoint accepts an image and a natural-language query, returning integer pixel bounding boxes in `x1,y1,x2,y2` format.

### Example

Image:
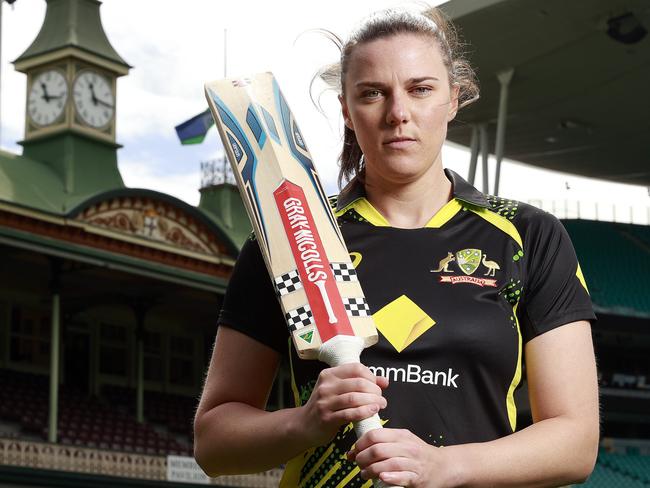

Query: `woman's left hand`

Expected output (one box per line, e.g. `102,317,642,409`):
348,428,459,487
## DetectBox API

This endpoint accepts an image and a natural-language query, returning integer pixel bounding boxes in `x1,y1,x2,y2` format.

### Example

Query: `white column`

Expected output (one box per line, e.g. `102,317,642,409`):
48,259,62,443
467,124,479,185
479,123,489,194
493,68,515,196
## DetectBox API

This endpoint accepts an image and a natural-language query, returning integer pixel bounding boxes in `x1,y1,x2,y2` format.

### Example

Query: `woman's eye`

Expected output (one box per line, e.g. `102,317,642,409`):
362,89,381,99
412,86,433,96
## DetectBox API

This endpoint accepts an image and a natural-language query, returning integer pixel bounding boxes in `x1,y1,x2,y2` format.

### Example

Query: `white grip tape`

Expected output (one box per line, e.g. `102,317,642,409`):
353,413,382,439
319,336,402,488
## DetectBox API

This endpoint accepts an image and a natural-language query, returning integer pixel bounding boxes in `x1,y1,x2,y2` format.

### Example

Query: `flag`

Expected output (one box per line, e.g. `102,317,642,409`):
175,109,214,145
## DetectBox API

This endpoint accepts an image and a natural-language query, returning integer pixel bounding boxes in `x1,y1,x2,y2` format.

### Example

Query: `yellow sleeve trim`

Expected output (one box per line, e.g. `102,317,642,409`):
468,207,523,250
506,302,523,432
287,337,301,407
576,263,589,294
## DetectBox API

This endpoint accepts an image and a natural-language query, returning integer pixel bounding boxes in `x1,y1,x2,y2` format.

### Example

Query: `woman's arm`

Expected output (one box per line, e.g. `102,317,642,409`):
194,326,388,476
351,320,599,487
194,326,298,475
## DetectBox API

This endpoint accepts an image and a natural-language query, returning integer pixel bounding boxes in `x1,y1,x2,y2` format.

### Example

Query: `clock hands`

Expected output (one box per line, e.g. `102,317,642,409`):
40,82,51,102
40,82,66,102
96,98,114,109
88,81,98,105
88,82,114,109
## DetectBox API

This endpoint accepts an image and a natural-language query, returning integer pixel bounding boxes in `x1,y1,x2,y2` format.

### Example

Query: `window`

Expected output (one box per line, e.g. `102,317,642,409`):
9,305,50,367
144,330,163,382
169,335,194,386
99,323,128,376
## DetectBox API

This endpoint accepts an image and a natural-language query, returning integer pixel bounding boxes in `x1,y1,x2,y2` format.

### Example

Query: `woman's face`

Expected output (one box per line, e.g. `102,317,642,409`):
340,33,458,186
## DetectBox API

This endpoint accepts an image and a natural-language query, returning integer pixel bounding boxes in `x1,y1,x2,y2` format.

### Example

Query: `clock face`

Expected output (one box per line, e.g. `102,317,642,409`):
73,70,115,128
27,69,68,126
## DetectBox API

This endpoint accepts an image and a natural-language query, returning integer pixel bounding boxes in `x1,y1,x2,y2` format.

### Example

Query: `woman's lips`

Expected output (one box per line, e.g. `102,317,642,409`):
384,138,416,149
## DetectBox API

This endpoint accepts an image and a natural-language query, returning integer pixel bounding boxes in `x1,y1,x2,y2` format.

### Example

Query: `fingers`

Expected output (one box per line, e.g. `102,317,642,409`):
322,376,385,398
316,365,388,408
314,377,387,425
317,400,382,426
363,460,417,484
375,375,390,389
378,469,418,486
301,364,389,446
347,429,437,486
350,428,411,456
328,390,388,411
325,363,386,386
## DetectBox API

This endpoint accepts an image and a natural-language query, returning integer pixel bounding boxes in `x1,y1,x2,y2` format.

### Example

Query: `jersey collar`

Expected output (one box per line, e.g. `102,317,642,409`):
335,168,490,212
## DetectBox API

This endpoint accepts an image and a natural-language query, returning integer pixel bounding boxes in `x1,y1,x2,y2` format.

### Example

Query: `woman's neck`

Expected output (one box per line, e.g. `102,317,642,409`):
364,164,452,229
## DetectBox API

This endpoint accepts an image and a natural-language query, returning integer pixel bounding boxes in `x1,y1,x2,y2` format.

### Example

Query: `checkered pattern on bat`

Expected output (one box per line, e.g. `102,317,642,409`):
343,297,370,317
274,269,303,296
286,305,313,331
330,262,359,282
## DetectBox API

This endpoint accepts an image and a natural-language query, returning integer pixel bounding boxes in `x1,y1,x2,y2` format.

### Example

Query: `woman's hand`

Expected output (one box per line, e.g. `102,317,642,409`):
348,428,458,488
297,363,389,447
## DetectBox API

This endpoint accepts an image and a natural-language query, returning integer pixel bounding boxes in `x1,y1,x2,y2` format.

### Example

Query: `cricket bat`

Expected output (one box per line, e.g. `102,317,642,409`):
205,73,395,487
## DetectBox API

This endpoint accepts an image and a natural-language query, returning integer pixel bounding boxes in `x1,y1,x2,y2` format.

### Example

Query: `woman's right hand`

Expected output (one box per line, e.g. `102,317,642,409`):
296,363,389,447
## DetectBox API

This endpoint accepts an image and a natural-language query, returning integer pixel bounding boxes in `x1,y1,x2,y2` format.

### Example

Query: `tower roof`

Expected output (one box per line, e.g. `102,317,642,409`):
14,0,130,73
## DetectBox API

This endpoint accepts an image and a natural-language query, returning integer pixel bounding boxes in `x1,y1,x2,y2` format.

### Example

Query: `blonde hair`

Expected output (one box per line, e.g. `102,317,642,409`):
314,7,479,187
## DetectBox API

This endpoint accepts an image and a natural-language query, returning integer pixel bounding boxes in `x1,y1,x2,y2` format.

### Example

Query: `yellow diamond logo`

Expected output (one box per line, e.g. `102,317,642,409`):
373,295,435,353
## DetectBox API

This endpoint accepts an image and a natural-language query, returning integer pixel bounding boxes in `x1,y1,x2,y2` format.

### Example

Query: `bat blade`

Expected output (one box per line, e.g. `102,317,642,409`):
204,72,378,359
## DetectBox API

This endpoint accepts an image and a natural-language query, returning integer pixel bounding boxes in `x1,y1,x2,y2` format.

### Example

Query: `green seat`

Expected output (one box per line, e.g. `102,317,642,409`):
562,220,650,316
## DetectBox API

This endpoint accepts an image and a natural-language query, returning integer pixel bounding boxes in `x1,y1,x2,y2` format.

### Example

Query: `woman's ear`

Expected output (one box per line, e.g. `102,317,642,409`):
339,94,354,130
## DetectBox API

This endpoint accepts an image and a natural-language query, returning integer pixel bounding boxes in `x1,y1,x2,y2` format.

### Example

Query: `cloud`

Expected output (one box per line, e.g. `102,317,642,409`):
119,156,202,206
2,0,648,224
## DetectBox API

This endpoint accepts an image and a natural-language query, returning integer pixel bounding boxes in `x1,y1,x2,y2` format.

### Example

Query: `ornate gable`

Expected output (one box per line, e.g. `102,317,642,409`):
73,191,236,259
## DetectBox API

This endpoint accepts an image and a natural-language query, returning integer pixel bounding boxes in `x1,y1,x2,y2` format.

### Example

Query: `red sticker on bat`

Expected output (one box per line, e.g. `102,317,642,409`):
274,180,353,343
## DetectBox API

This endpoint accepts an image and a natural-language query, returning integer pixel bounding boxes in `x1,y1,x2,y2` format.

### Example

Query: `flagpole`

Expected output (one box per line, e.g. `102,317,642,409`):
0,0,4,149
223,28,227,78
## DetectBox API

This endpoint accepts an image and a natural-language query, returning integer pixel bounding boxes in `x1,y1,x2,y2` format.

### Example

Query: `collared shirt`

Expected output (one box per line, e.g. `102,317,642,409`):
218,168,595,488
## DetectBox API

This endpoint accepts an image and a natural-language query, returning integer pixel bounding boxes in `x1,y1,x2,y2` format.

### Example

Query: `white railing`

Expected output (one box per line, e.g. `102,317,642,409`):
201,157,236,188
527,199,650,225
0,437,283,487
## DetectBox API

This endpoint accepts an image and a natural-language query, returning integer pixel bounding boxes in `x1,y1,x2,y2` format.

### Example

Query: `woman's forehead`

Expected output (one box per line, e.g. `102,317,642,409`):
346,34,447,81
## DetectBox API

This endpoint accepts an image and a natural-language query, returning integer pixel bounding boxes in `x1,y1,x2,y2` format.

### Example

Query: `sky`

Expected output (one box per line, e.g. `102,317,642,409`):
1,0,648,224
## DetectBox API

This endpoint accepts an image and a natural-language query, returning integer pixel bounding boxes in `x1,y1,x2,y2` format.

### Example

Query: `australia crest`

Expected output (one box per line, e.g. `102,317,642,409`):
431,248,499,287
456,249,482,275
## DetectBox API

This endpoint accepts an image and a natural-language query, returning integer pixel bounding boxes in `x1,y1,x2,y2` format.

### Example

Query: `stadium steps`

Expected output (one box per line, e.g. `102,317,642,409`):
562,220,650,317
0,369,191,456
580,450,650,486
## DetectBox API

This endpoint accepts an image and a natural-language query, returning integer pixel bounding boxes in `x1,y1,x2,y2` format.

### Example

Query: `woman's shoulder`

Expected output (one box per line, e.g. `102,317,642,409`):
484,194,562,231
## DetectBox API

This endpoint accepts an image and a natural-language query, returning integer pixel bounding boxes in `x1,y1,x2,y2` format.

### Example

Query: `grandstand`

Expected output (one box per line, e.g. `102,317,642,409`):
560,220,650,486
0,369,192,456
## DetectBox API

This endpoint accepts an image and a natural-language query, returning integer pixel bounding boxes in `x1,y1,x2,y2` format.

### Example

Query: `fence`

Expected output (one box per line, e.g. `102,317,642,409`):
0,437,283,487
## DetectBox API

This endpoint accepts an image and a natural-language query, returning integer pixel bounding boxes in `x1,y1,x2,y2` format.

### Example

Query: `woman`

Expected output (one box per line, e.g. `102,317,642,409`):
194,7,599,487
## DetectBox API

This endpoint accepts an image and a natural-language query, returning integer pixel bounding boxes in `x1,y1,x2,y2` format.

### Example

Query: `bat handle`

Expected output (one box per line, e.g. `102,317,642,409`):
318,337,402,488
353,414,400,488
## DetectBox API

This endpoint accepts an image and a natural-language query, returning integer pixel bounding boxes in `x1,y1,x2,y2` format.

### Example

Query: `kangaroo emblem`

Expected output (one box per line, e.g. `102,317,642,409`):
431,252,455,273
482,254,500,277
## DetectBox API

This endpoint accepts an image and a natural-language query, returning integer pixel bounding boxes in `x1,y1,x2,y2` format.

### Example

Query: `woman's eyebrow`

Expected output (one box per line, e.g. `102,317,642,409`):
408,76,440,83
354,76,440,89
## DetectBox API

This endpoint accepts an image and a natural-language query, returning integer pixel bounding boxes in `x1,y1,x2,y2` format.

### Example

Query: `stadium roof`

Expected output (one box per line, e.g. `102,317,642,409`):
441,0,650,186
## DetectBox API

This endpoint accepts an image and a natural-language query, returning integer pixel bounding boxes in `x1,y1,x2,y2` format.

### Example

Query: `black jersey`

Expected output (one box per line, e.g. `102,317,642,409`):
217,169,595,488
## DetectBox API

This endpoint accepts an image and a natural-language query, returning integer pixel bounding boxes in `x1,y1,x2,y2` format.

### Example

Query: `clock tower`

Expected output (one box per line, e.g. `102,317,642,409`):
13,0,130,196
